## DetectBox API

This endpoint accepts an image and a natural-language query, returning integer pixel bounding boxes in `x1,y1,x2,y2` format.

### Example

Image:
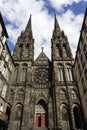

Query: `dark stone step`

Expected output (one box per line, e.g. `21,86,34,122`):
32,127,48,130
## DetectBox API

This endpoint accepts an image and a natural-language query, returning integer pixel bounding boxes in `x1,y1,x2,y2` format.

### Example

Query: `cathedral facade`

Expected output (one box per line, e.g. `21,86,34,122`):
1,6,87,130
6,14,86,130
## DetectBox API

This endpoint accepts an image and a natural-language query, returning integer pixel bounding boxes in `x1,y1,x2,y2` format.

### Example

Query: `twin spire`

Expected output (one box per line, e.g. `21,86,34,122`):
25,14,32,33
54,15,60,32
24,14,60,35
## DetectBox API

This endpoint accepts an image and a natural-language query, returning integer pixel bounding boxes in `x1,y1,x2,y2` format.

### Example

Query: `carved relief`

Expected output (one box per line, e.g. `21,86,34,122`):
16,89,24,101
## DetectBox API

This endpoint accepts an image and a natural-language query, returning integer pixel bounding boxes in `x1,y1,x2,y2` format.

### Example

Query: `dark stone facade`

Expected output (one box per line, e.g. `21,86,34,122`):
8,15,85,130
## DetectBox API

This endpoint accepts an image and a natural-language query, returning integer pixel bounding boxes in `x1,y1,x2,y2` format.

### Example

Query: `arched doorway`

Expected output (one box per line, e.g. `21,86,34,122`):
35,99,48,127
73,106,82,129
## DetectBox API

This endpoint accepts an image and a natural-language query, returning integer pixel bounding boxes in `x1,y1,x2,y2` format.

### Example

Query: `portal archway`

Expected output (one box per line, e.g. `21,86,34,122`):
73,106,82,129
35,99,48,127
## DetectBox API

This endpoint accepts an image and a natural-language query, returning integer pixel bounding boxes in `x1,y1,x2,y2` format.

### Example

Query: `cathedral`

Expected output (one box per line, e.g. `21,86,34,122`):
7,15,85,130
0,8,87,130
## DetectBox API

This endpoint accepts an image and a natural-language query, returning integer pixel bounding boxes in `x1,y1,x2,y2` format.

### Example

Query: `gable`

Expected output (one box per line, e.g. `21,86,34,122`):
34,52,50,66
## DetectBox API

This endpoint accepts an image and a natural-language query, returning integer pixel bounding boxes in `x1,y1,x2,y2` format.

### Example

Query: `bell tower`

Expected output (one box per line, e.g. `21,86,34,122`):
13,15,34,61
51,16,79,130
8,15,34,130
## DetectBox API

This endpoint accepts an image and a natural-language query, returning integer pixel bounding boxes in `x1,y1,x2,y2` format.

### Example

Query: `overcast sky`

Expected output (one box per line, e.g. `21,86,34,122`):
0,0,87,59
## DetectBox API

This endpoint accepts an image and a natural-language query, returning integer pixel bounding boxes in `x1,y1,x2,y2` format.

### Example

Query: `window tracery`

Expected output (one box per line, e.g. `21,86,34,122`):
62,45,67,57
34,68,49,87
66,65,73,81
20,64,27,82
13,65,19,82
18,45,22,58
58,65,64,81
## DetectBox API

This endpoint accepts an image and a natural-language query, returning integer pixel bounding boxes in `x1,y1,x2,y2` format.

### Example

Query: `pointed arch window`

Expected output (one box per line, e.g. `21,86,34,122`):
15,105,22,121
62,45,67,57
56,44,60,57
66,65,73,81
14,68,18,82
18,45,22,58
20,64,27,82
25,45,29,58
73,106,82,129
13,65,19,82
58,65,64,81
14,104,23,130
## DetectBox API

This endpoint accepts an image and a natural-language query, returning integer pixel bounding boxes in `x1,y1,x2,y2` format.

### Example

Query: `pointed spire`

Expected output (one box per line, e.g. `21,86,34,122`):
42,47,44,52
54,15,60,32
25,14,32,33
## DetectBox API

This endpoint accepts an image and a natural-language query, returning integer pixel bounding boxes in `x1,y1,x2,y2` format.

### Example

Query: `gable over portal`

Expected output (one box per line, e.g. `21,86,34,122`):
34,48,50,66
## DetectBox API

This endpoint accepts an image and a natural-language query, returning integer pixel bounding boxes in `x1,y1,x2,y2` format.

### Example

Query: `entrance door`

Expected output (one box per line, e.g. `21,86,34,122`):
35,113,46,127
36,114,41,127
35,100,48,127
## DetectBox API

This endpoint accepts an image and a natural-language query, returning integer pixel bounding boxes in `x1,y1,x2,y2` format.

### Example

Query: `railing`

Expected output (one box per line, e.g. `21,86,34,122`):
0,110,8,122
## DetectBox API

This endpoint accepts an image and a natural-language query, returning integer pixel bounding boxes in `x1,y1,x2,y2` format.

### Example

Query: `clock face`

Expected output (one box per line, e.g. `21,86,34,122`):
34,68,48,84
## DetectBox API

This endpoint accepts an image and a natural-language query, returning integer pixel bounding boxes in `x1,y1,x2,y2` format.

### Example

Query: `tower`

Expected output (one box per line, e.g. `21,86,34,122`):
13,15,34,61
8,15,35,130
51,15,83,130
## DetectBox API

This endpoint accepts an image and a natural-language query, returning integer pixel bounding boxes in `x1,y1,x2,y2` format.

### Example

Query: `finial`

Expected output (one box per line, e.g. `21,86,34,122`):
42,47,44,52
30,14,32,18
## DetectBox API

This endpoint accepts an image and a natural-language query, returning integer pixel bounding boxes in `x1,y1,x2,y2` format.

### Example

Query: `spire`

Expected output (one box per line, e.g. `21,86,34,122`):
25,14,32,33
54,15,60,32
42,47,44,52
